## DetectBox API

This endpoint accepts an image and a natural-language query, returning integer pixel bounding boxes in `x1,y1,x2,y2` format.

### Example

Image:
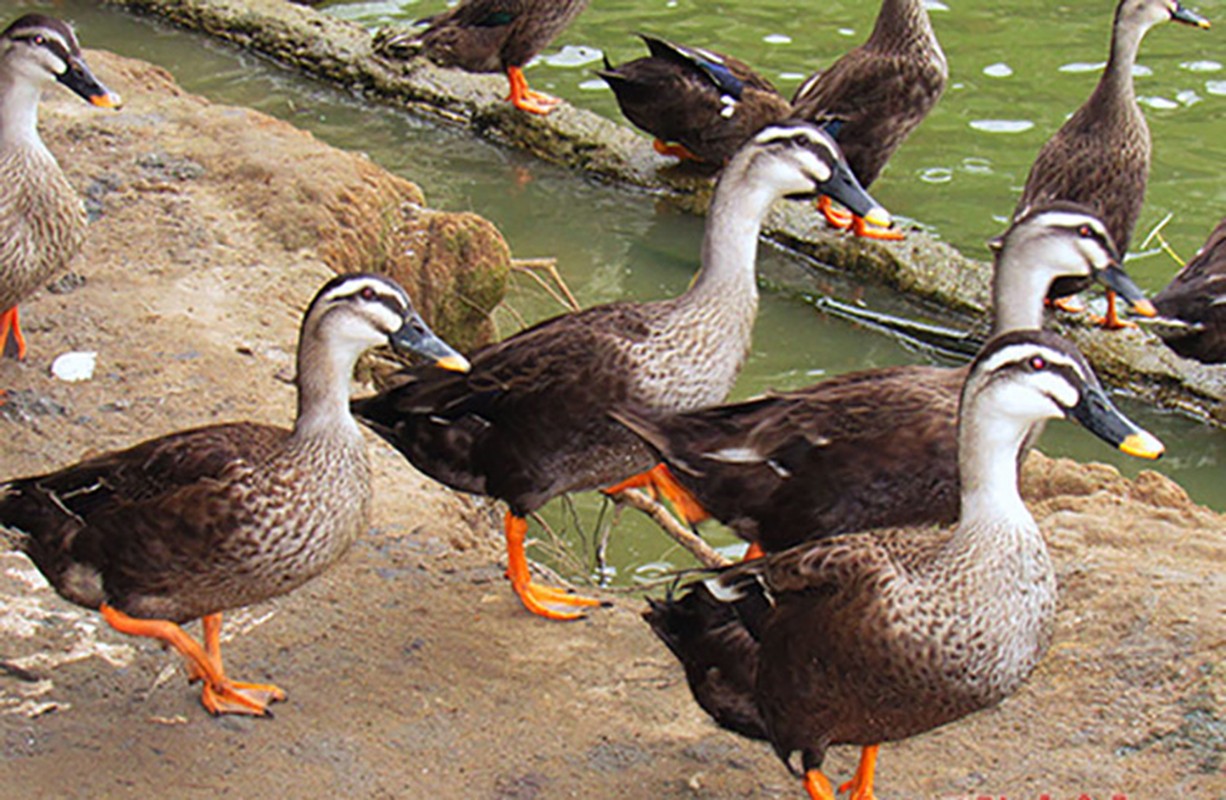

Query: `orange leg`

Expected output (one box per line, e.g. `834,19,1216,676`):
100,604,284,716
803,769,837,800
504,511,604,621
1091,290,1136,330
838,745,880,800
652,139,701,162
0,306,27,360
506,66,561,115
603,463,710,525
741,541,765,561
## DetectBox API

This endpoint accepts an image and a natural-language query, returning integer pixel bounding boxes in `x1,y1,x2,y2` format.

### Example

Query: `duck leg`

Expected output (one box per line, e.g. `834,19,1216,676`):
818,197,903,241
0,306,27,360
603,463,710,525
1091,290,1133,330
100,604,283,716
506,66,561,115
838,745,880,800
802,769,837,800
652,139,701,161
504,511,605,621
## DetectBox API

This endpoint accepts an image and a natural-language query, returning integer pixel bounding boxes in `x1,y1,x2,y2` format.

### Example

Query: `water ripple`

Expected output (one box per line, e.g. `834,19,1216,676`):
1181,60,1222,72
983,62,1013,78
969,119,1034,134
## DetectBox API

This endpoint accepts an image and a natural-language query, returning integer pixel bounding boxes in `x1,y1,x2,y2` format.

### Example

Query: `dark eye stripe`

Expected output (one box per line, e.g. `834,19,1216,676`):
13,31,73,64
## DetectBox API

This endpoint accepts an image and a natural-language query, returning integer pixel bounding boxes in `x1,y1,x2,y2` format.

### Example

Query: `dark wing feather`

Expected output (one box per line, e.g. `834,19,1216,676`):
616,365,963,551
353,303,652,512
1153,217,1226,363
0,422,287,612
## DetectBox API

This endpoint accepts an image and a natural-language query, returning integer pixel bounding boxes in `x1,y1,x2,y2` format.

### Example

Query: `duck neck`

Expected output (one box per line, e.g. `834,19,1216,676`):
989,250,1053,337
1097,10,1147,111
292,329,363,441
868,0,940,54
681,165,772,312
0,72,46,152
955,403,1034,536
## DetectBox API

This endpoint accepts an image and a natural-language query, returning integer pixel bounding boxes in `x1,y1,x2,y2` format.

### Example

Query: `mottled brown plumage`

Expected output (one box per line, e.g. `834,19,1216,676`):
790,0,947,189
1153,216,1226,363
0,274,468,715
352,122,887,620
1014,0,1209,302
599,36,791,165
645,330,1164,799
373,0,589,114
615,204,1140,552
0,14,120,358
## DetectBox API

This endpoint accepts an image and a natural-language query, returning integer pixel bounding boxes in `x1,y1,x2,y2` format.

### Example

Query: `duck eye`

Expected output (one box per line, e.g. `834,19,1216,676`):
1029,356,1047,371
33,35,44,46
360,286,376,301
1077,225,1092,238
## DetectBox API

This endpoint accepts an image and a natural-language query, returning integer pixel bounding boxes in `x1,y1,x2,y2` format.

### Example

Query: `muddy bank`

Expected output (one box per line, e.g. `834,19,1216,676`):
0,51,1222,799
96,0,1226,426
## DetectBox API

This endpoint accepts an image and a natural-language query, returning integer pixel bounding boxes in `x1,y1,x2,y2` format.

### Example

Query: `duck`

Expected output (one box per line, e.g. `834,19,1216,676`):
351,122,890,622
0,273,469,716
644,328,1164,800
1012,0,1209,328
372,0,590,115
0,13,121,360
598,35,791,165
613,202,1153,553
790,0,948,240
1152,215,1226,363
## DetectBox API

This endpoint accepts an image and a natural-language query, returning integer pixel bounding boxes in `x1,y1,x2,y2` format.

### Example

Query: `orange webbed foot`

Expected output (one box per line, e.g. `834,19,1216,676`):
0,306,27,360
851,215,905,241
506,66,561,115
1089,290,1137,330
503,512,607,621
1047,294,1087,314
803,769,837,800
201,678,286,717
817,195,853,230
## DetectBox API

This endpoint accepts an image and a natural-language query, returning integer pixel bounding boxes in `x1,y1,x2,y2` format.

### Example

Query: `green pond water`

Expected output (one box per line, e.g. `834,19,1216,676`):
20,0,1226,585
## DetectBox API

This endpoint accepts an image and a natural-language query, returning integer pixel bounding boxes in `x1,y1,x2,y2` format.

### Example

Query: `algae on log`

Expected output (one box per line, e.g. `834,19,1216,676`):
100,0,1226,424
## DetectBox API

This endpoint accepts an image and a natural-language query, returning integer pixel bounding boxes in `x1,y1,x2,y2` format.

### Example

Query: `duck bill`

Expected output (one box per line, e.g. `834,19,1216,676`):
1097,264,1156,317
1171,3,1211,28
1067,384,1164,460
57,55,122,109
819,159,892,230
390,314,471,373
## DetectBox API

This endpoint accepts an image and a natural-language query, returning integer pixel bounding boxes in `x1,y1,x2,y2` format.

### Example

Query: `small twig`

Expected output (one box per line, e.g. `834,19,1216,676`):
1139,212,1186,267
610,489,732,569
511,257,581,312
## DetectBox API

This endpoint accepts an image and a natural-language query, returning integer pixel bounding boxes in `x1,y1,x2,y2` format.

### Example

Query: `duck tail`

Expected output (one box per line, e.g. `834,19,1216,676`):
644,581,770,740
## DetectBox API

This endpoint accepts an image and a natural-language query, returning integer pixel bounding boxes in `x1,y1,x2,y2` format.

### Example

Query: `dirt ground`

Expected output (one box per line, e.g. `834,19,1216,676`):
0,52,1222,799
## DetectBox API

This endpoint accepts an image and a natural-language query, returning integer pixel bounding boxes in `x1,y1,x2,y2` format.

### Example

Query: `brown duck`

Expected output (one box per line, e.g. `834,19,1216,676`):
645,329,1164,800
791,0,948,240
1013,0,1209,327
598,35,790,164
0,14,120,359
373,0,589,115
1153,215,1226,363
614,203,1152,553
352,122,889,622
0,274,468,715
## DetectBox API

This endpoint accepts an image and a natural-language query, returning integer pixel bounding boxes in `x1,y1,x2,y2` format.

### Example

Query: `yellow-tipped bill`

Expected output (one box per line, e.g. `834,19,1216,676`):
862,206,893,230
1119,430,1165,460
434,353,471,373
